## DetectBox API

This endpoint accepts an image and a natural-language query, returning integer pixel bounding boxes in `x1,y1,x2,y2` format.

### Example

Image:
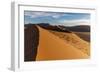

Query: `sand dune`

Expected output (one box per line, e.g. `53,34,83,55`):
49,30,90,55
36,26,89,61
74,32,90,42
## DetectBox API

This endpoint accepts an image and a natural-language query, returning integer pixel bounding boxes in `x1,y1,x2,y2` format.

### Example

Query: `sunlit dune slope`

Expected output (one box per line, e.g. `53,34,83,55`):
36,26,89,61
49,31,90,55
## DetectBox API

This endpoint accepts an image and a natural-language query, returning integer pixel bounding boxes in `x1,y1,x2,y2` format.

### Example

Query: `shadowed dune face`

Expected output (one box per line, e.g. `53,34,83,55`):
24,24,39,61
24,23,90,61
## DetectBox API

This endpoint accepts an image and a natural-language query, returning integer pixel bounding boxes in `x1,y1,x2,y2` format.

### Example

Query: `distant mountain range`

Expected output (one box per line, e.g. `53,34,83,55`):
59,25,90,32
25,23,90,32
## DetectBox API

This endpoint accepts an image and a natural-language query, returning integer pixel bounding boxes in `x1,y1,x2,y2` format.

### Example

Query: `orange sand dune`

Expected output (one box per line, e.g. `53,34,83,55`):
49,31,90,55
36,26,89,61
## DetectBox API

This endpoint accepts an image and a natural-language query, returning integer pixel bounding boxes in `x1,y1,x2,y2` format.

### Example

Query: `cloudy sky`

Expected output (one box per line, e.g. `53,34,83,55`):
24,11,90,26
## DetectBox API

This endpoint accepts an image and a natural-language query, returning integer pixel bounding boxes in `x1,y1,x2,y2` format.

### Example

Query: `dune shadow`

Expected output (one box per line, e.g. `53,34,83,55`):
24,24,39,61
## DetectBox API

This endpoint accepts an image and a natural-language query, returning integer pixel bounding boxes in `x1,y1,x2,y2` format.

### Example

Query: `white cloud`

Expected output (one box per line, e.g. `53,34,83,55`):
61,19,89,23
58,19,90,26
24,11,64,19
24,11,90,26
52,15,60,18
25,12,46,18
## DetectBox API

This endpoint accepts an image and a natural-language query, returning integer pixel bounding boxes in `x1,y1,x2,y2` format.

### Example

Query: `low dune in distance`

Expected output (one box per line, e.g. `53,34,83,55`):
36,26,89,61
74,32,90,42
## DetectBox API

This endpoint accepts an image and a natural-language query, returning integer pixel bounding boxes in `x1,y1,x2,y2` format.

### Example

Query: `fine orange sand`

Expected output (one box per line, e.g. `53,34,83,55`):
49,30,90,55
36,26,89,61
